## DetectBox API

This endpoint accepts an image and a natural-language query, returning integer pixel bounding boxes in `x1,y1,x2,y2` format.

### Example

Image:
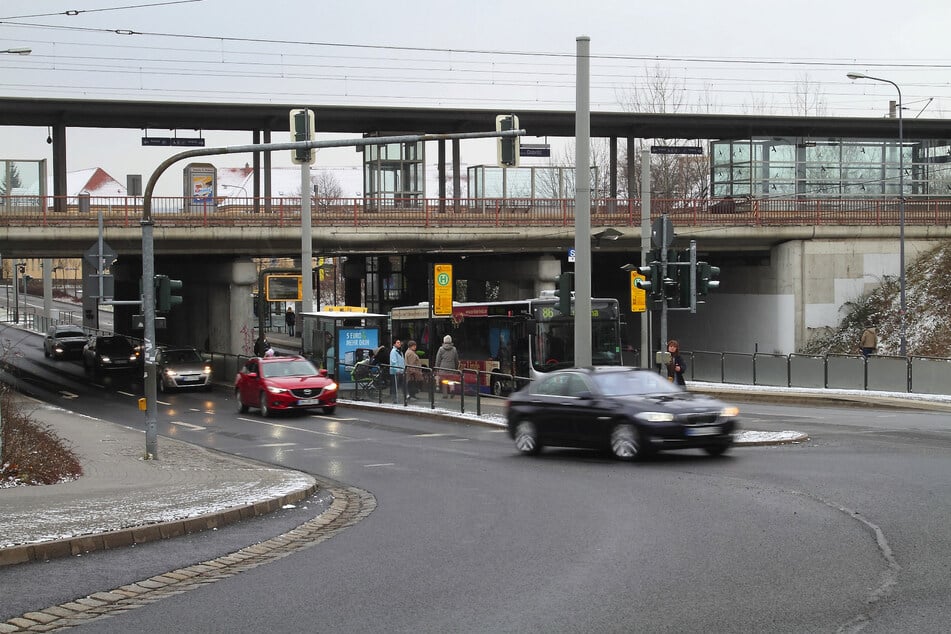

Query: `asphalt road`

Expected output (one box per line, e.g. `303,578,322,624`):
3,324,951,632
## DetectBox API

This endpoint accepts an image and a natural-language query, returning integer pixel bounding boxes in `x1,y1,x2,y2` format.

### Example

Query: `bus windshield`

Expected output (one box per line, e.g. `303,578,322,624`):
533,299,621,372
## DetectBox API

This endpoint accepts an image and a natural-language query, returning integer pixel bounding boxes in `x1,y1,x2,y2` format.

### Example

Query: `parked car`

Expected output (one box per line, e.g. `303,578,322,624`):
505,366,739,460
235,356,337,416
82,335,140,375
156,346,212,392
44,324,88,360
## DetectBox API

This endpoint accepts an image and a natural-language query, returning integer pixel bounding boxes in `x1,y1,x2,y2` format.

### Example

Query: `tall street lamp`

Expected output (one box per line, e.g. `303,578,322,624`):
847,72,907,357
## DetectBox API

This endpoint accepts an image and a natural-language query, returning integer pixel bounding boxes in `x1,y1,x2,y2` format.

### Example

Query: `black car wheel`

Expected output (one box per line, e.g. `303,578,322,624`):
703,442,732,457
236,390,249,414
513,421,542,455
259,391,271,417
610,423,642,461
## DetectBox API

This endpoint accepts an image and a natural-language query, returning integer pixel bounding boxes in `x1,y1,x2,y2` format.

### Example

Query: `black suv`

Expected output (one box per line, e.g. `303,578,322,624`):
82,335,140,375
44,325,88,360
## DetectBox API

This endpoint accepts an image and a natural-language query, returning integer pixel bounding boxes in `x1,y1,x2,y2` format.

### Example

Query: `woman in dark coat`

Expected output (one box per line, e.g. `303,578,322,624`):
666,339,687,386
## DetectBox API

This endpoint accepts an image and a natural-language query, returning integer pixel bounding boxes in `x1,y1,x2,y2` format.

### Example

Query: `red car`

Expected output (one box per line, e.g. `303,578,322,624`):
235,356,337,416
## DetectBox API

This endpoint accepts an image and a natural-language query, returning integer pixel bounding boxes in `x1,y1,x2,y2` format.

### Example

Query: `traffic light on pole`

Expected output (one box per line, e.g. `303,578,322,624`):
677,262,693,308
697,262,721,297
496,114,520,168
634,264,659,297
155,274,184,312
555,271,574,316
289,108,316,165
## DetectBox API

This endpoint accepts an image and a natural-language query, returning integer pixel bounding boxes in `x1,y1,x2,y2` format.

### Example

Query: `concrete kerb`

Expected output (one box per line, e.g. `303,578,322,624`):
0,483,318,568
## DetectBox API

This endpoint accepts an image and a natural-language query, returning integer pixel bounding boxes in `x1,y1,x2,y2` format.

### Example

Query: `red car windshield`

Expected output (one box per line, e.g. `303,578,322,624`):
260,360,319,379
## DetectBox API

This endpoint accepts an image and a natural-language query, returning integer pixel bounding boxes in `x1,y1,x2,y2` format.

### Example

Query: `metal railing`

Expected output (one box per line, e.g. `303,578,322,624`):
3,194,951,229
7,305,951,401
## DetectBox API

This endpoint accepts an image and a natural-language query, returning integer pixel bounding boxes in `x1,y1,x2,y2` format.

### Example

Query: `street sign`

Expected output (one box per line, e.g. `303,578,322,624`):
265,274,302,301
83,241,117,270
630,272,647,313
567,248,576,263
520,143,551,157
433,263,453,316
141,137,206,147
650,145,703,155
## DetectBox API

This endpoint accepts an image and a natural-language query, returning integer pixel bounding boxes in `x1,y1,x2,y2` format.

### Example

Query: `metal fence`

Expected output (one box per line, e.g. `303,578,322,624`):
8,305,951,401
686,349,951,395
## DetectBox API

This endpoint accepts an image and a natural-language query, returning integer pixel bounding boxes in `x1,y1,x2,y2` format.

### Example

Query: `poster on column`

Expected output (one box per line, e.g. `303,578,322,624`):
184,163,217,213
339,328,379,383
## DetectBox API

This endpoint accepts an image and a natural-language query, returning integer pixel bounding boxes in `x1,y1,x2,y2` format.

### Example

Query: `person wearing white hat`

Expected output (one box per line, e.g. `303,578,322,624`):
434,334,461,398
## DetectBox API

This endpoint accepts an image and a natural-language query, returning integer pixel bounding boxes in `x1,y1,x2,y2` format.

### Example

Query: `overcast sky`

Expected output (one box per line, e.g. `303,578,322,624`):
2,0,950,192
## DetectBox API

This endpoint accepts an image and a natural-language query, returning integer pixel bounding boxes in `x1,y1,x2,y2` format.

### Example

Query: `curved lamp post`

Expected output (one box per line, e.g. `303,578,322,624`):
846,72,907,357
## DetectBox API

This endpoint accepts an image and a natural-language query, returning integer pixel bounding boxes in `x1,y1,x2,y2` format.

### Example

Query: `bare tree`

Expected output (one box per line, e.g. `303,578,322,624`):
311,170,343,201
788,73,828,117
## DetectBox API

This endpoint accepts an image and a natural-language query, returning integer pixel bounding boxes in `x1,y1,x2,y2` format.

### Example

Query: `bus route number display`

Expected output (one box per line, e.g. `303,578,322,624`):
433,264,453,316
265,274,302,302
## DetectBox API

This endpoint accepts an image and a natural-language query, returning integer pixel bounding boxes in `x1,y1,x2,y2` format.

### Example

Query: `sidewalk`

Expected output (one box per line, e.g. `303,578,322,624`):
0,396,317,567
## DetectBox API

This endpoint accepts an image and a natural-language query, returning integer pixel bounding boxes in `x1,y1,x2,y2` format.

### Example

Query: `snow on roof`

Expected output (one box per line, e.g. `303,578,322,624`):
45,167,128,197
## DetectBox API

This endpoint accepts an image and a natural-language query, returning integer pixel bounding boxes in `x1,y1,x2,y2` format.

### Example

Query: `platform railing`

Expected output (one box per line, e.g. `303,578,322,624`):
4,195,951,229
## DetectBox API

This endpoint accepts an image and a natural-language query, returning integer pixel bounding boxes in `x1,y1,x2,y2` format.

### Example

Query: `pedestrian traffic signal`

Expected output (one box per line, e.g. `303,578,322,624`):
555,271,574,315
156,274,184,312
496,114,520,168
697,262,721,297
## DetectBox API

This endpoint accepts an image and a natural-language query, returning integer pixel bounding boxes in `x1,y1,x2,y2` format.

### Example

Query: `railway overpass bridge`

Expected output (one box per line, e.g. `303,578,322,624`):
3,194,950,358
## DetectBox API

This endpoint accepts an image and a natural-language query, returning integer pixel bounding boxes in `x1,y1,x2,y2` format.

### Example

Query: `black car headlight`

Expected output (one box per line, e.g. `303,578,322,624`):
636,412,675,423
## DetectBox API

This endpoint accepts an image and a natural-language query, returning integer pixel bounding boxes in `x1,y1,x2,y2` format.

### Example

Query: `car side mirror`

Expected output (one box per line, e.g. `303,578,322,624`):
575,390,593,400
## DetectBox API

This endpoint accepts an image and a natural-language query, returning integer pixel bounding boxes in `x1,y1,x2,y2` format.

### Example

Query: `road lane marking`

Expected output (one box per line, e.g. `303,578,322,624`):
257,442,297,448
413,433,445,438
59,391,79,399
117,390,137,397
364,463,395,468
169,421,206,431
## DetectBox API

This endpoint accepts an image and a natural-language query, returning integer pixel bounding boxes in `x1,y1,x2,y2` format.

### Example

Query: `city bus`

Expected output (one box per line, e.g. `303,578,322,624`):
390,292,622,396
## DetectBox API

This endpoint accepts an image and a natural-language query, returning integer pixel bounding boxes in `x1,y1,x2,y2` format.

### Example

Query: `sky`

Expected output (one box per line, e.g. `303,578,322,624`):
2,0,951,194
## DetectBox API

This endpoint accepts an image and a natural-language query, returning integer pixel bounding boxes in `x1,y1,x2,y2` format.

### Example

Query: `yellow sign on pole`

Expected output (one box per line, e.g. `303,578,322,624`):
630,271,647,313
434,264,453,316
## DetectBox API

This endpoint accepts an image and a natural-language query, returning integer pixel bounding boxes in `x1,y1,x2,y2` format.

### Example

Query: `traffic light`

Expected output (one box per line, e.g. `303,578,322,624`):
155,274,184,312
677,261,693,308
289,108,316,165
697,262,721,297
555,271,574,316
634,264,659,297
496,114,520,168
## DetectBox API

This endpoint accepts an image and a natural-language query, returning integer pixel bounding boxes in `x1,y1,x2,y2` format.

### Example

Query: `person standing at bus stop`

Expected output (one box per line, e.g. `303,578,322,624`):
285,306,296,337
435,334,461,399
389,338,405,403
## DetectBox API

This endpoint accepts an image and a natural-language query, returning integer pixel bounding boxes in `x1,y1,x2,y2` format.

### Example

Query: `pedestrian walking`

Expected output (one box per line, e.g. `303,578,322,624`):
666,339,687,386
389,338,405,403
285,306,296,337
434,334,461,398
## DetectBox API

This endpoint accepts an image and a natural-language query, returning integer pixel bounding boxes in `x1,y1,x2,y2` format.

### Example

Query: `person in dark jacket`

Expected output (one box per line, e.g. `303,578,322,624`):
666,339,687,386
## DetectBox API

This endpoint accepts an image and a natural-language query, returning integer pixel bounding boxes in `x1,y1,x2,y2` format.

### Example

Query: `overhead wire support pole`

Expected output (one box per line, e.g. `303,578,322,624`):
574,35,592,368
139,127,523,459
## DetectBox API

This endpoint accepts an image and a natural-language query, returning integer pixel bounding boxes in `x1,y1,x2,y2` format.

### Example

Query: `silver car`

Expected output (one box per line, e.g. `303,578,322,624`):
156,346,213,392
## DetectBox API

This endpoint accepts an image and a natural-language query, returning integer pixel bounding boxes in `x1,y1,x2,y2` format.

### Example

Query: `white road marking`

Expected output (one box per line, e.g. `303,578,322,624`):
413,433,445,438
257,442,297,448
59,391,79,399
364,463,395,468
169,421,206,431
117,390,137,397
